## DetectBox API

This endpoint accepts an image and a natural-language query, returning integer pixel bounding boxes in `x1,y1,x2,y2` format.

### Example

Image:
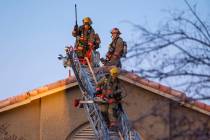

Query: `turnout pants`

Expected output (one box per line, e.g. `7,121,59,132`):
98,102,119,126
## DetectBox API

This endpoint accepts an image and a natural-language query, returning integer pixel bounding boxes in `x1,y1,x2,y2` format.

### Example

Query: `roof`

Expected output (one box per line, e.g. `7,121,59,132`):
0,76,77,112
119,71,210,116
0,70,210,115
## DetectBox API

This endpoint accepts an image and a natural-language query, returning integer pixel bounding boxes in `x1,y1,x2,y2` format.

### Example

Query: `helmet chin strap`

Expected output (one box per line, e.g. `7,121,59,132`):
112,35,118,40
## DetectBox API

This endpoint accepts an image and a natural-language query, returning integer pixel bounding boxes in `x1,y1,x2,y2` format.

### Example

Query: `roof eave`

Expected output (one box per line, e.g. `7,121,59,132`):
0,82,78,113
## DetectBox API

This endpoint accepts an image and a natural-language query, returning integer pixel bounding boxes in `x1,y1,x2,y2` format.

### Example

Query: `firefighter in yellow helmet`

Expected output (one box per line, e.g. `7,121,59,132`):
72,17,101,65
95,67,123,130
101,28,127,68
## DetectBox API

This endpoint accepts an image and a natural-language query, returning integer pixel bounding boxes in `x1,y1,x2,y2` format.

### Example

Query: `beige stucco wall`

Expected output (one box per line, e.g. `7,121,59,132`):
121,80,210,140
0,99,40,140
0,81,210,140
40,86,87,140
170,102,210,140
0,85,88,140
121,81,170,140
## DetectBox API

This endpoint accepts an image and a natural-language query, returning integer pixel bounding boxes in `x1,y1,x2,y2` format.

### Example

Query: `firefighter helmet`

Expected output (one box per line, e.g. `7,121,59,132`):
110,67,119,77
111,28,121,34
83,17,92,25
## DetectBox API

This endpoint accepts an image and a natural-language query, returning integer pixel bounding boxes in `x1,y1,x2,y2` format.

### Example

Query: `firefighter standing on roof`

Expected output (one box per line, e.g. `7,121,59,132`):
95,67,123,129
101,28,127,68
72,17,101,64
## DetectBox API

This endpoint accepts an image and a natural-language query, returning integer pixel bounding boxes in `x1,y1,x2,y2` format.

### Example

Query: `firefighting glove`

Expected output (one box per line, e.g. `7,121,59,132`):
100,58,107,64
95,87,102,96
74,99,80,107
74,25,78,31
108,99,115,104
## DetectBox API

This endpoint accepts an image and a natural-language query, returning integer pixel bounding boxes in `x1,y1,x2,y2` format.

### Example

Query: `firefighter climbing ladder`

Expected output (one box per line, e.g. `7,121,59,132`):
59,46,141,140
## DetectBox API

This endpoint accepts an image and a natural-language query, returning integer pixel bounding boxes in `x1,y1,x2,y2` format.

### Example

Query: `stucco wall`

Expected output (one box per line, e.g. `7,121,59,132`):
0,81,210,140
121,81,170,140
121,80,210,140
170,102,210,140
40,86,87,140
0,85,88,140
0,99,40,140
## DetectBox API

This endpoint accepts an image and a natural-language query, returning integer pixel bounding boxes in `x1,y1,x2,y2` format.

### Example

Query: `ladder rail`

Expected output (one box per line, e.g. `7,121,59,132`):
67,46,110,140
96,70,141,140
118,110,141,140
84,57,98,84
60,46,141,140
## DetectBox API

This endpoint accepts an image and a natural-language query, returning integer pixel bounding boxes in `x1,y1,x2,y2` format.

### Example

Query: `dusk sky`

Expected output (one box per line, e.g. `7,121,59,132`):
0,0,209,99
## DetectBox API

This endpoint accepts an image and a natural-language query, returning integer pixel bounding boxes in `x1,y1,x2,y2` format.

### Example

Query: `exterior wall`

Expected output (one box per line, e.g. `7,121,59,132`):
40,86,87,140
170,102,210,140
0,82,210,140
0,99,40,140
121,81,170,140
0,85,88,140
121,80,210,140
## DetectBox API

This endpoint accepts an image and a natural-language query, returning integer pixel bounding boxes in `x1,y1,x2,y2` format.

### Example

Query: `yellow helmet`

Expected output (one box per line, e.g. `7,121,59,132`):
110,67,119,77
82,17,92,25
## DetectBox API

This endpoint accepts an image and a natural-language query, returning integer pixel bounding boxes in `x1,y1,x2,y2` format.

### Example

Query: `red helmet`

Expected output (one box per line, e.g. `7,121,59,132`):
111,28,121,34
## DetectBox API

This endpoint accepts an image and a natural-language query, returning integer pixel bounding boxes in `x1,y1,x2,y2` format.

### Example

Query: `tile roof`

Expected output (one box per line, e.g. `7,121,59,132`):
120,70,210,115
0,70,209,115
0,76,76,110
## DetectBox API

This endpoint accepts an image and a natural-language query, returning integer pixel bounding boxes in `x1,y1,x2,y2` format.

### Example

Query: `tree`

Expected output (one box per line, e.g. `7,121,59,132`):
125,0,210,101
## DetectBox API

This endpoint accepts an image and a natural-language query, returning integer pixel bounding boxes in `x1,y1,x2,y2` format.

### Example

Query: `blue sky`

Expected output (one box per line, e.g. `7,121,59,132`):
0,0,209,99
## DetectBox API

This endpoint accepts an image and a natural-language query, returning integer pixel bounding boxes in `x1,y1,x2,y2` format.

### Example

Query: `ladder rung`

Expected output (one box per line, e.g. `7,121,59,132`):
89,110,95,116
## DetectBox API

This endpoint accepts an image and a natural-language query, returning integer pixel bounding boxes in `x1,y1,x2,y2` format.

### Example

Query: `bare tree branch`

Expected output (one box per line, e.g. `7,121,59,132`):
124,0,210,101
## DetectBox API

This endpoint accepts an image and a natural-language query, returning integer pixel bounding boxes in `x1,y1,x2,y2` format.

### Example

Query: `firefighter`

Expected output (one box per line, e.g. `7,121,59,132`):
101,28,126,68
72,17,101,64
95,67,122,130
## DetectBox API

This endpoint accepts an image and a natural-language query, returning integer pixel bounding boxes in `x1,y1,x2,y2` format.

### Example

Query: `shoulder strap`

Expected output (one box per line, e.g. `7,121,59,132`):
111,37,119,47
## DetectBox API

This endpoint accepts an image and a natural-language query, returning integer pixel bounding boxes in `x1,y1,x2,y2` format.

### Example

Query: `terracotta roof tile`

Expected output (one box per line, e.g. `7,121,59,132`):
28,90,38,96
45,82,60,90
159,85,171,94
205,105,210,112
0,77,77,110
194,101,206,109
170,89,186,99
138,78,150,86
0,99,10,109
37,86,49,93
147,81,160,90
0,70,209,115
121,70,210,115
